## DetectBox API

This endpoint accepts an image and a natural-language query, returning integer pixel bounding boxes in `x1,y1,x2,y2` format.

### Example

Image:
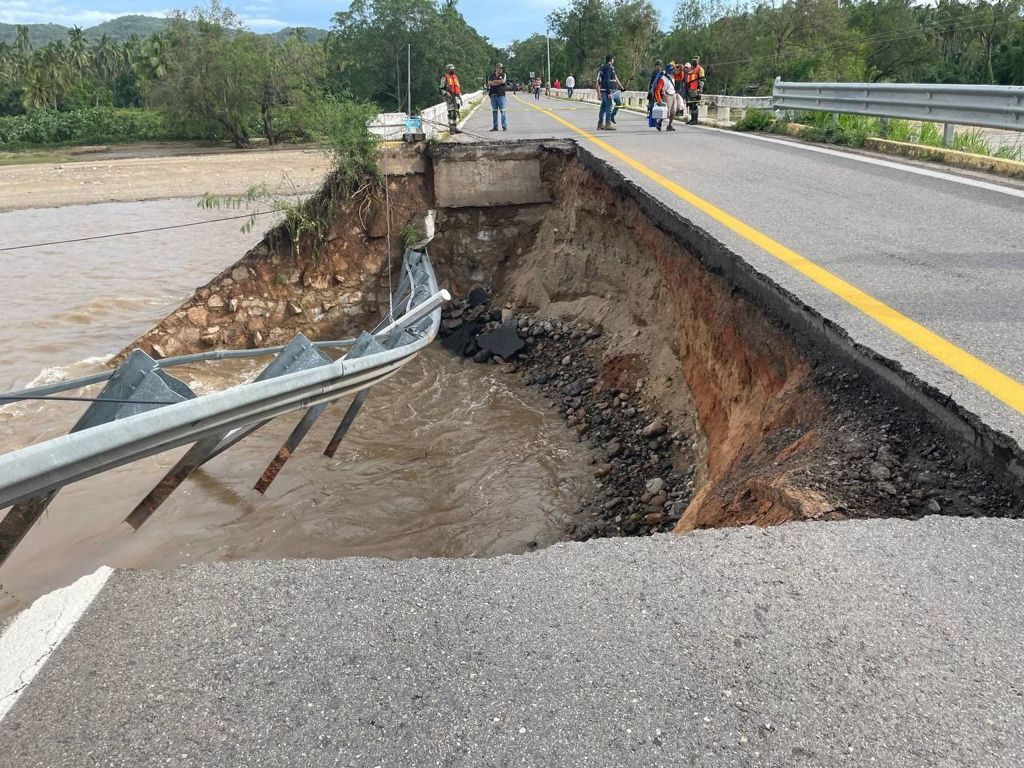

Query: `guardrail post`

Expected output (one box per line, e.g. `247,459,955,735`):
719,105,731,122
880,117,889,136
943,123,955,147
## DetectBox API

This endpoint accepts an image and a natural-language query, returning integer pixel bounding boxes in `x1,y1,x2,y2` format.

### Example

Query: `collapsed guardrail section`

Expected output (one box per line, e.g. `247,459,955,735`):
0,249,449,567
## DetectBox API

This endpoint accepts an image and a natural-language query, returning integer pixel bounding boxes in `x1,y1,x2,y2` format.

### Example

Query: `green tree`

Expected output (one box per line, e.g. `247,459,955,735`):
66,27,90,77
609,0,660,88
548,0,613,81
329,0,496,112
149,1,268,147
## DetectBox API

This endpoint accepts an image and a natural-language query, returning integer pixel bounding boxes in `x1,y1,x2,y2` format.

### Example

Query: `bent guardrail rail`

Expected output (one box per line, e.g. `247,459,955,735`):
0,248,449,566
772,79,1024,133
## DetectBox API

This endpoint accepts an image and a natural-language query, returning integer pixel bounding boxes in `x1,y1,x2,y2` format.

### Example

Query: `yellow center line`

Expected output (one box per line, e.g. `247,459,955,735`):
517,95,1024,416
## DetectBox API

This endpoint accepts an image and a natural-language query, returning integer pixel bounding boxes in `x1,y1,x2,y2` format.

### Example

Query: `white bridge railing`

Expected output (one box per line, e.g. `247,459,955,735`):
369,90,485,139
547,88,769,123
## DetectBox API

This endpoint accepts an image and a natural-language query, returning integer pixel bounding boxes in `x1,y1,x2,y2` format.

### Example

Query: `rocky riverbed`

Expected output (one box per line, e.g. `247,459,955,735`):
439,290,695,540
438,287,1022,540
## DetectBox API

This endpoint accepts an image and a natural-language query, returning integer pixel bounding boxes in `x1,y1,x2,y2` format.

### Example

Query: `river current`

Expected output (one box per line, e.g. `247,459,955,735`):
0,198,589,615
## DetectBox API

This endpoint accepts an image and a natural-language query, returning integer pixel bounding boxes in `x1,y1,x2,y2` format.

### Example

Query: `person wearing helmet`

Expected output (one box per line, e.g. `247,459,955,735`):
684,56,706,125
439,64,463,134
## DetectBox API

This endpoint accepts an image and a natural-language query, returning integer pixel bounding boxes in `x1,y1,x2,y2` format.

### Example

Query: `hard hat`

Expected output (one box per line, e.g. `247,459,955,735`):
447,64,455,71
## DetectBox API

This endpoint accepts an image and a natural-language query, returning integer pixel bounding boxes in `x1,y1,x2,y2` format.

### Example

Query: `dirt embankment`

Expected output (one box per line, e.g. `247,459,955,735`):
119,146,432,360
490,153,1020,531
0,147,331,211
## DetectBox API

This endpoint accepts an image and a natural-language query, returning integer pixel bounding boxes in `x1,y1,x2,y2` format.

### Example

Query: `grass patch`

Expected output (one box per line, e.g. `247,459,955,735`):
735,108,774,132
743,110,1024,166
917,122,944,147
0,149,68,166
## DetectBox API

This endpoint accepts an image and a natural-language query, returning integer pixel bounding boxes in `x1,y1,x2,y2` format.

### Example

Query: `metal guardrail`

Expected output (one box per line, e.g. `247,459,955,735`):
772,79,1024,132
0,249,449,565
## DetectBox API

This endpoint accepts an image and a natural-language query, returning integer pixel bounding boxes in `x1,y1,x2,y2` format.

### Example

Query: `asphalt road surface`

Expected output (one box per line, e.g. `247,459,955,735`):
461,94,1024,450
2,517,1023,767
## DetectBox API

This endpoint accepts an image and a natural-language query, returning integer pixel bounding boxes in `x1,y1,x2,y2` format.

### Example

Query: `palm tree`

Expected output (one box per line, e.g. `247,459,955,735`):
138,32,171,80
67,27,91,78
91,35,124,86
14,25,31,57
21,50,63,110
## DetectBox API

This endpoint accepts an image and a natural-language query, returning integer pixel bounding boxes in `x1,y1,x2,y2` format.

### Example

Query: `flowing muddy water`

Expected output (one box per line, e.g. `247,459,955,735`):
0,198,591,616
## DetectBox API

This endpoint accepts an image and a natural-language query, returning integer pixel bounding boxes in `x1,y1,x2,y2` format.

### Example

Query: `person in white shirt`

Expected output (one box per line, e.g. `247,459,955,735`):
655,64,677,132
565,74,575,99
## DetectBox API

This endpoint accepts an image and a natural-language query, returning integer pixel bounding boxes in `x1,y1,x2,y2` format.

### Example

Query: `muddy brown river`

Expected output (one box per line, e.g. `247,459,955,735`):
0,199,590,616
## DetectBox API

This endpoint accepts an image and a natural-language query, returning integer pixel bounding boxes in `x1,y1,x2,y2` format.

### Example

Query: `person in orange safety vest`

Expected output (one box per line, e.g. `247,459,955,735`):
439,64,463,134
683,57,705,125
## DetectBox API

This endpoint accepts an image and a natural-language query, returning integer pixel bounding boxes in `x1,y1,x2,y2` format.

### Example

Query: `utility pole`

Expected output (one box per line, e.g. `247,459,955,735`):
407,43,412,116
546,33,551,87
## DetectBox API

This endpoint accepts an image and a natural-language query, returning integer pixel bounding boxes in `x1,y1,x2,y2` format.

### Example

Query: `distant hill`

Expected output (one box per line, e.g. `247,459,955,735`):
0,16,328,47
85,15,174,41
271,27,330,44
0,23,68,47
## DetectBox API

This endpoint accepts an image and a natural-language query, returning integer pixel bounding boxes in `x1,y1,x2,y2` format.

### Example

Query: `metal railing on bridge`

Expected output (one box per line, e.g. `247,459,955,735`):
772,79,1024,138
0,249,449,567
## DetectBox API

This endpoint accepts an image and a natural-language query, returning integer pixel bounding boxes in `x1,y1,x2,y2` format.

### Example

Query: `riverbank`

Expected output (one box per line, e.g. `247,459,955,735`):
0,146,331,211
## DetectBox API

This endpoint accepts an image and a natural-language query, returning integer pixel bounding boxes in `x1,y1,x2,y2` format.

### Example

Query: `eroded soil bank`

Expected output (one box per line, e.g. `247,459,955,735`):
120,139,1023,538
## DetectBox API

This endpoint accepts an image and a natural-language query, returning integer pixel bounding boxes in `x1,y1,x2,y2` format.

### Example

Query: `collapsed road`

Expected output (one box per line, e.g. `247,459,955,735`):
1,98,1023,765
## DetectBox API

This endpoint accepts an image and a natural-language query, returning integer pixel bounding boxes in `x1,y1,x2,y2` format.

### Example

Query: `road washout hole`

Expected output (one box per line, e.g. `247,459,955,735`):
2,140,1021,615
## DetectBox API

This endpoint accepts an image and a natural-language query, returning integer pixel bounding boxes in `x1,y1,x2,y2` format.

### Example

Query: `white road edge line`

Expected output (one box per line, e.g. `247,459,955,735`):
0,566,113,723
708,126,1024,200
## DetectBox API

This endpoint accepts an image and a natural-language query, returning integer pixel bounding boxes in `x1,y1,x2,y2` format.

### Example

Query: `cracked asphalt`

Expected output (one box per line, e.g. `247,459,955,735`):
2,517,1023,767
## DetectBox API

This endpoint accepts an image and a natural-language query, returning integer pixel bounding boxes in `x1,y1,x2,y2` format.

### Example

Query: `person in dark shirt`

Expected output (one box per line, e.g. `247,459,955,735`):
487,63,508,132
597,54,621,131
647,58,663,122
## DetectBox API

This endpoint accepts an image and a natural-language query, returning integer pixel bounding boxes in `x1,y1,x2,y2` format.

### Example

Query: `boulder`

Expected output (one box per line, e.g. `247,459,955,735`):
477,321,525,360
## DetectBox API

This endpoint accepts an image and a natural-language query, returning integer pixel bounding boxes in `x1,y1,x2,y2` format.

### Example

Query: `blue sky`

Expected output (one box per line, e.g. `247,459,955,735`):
0,0,678,47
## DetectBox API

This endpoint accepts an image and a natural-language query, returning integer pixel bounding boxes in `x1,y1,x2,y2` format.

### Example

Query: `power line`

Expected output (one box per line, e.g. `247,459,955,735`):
0,208,285,253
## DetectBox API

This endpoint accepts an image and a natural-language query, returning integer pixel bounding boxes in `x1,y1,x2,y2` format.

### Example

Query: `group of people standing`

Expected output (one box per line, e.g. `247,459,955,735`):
435,54,705,136
559,54,705,133
649,57,705,131
439,61,510,132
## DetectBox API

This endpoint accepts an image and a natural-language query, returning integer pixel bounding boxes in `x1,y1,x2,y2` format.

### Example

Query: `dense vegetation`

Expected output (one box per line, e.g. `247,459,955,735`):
0,0,498,148
507,0,1024,93
1,0,1021,149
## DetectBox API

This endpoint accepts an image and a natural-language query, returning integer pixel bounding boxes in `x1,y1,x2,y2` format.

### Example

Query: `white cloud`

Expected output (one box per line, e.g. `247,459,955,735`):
0,1,170,27
240,15,290,31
